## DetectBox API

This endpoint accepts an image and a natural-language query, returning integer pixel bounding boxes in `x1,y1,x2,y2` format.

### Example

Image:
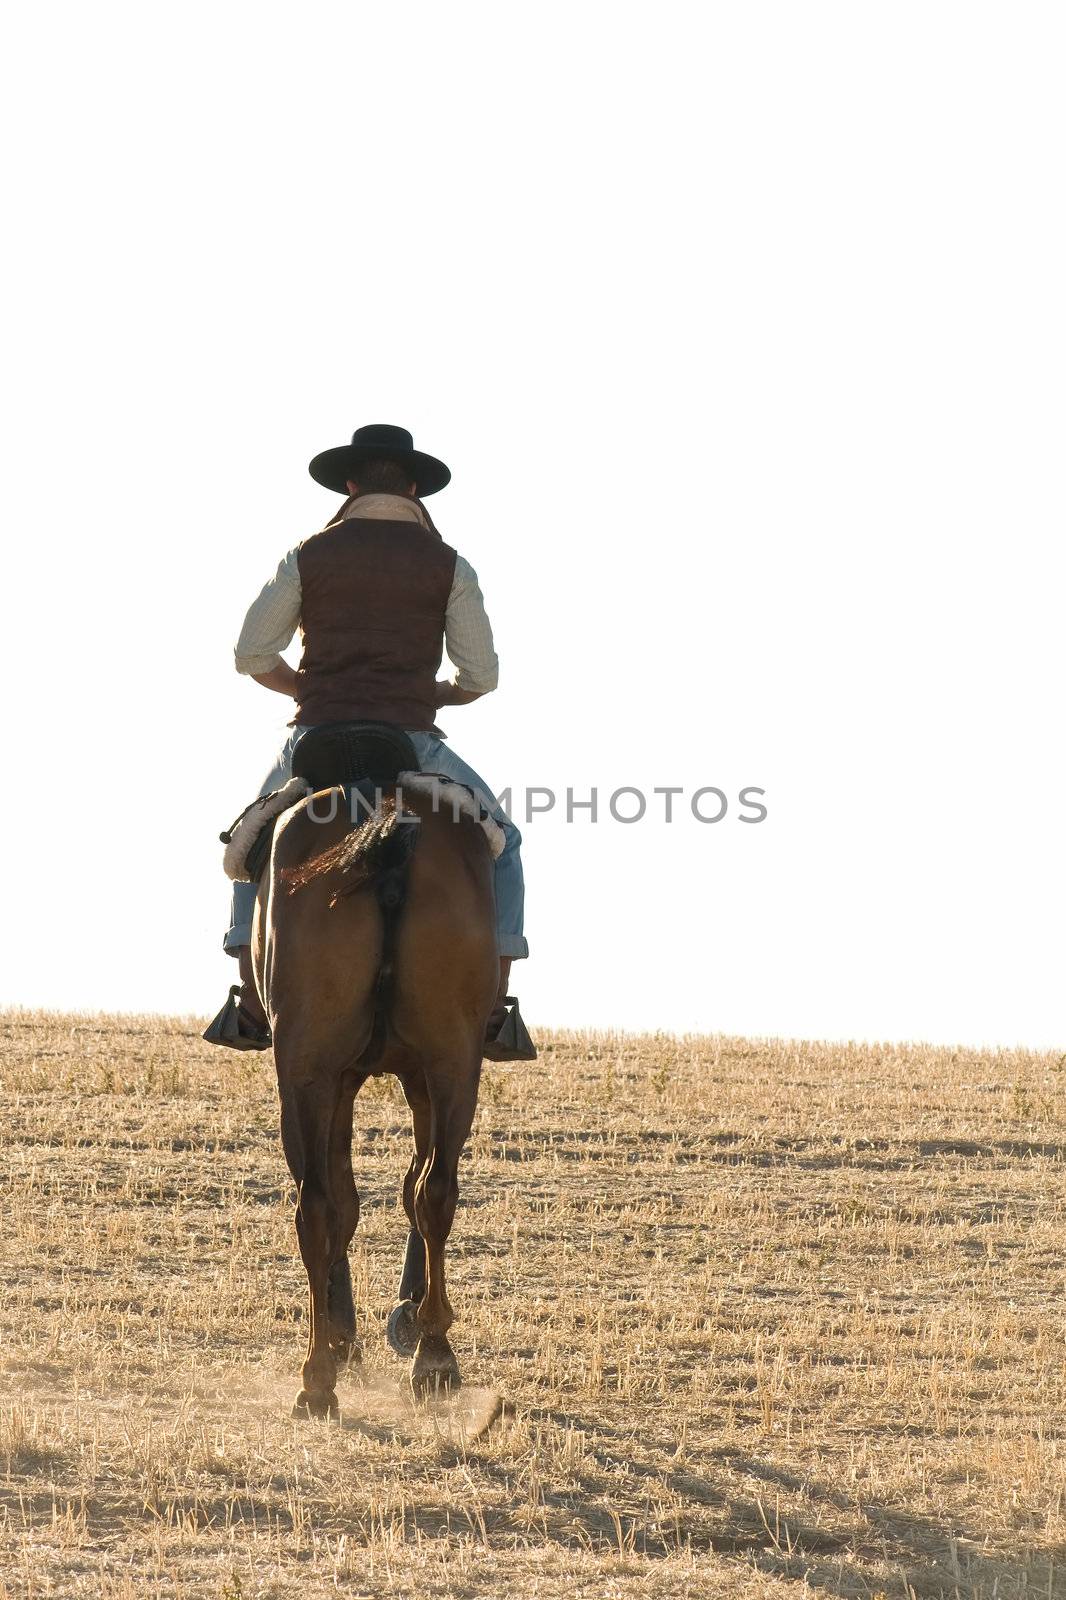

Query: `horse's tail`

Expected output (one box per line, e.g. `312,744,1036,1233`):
283,794,416,902
281,794,419,1065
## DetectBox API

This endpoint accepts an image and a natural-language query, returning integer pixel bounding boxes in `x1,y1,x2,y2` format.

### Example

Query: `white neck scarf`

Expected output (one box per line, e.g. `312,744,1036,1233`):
342,492,429,528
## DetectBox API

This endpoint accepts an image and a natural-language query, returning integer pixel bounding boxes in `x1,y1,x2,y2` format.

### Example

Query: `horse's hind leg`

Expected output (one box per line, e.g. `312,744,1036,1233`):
278,1071,348,1419
411,1057,481,1398
387,1070,431,1358
326,1072,362,1370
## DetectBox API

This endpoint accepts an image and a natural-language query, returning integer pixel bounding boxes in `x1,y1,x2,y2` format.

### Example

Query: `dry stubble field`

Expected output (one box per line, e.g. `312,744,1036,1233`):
0,1012,1063,1600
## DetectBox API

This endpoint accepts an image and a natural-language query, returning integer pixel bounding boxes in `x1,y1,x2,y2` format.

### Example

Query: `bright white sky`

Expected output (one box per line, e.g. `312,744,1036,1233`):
1,4,1062,1047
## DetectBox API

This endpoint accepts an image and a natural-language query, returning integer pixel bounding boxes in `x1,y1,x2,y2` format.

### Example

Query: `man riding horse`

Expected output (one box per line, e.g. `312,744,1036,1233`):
206,422,531,1061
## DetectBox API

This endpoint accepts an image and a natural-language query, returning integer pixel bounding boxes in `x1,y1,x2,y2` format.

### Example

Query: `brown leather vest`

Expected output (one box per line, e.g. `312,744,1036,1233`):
294,518,457,730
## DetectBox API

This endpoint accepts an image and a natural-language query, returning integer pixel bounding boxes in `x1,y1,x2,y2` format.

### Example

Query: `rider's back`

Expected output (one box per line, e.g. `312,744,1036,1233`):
294,516,457,731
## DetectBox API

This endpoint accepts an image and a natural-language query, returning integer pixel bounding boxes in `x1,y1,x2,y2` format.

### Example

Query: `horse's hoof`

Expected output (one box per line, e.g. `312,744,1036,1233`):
291,1389,339,1421
411,1335,461,1401
387,1299,421,1358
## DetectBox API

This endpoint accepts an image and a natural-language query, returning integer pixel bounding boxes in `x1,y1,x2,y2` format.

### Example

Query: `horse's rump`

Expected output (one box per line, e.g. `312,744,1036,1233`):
265,785,497,1067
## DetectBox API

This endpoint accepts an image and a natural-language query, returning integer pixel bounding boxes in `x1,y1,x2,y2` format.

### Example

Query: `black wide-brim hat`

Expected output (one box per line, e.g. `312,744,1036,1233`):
308,423,451,497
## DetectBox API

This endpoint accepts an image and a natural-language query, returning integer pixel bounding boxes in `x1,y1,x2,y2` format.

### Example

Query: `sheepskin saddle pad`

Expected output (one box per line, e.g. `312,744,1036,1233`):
219,722,505,884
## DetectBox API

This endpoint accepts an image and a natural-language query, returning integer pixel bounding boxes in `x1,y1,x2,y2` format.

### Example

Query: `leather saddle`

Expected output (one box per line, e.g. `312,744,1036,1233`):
291,720,420,791
238,722,420,885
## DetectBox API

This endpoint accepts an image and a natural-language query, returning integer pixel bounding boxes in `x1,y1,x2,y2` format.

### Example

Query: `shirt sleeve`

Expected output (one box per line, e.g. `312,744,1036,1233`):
445,555,499,694
233,548,303,675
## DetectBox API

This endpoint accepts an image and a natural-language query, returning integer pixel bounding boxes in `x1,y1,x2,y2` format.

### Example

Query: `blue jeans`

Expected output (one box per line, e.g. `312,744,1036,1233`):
224,727,528,960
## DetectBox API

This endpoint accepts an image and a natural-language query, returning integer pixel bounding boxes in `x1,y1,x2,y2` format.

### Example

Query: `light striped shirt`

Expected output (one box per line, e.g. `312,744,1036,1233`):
234,493,499,694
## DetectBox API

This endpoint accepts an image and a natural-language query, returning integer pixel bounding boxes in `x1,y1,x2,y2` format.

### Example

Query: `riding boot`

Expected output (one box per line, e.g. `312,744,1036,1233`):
237,946,269,1027
202,946,273,1051
482,956,537,1062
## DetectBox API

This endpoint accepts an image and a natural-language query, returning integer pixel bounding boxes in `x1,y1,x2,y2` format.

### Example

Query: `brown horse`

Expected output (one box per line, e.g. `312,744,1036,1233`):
252,773,498,1418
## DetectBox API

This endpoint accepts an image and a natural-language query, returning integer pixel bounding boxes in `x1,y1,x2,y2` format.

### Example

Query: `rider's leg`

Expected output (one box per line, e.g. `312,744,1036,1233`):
489,956,515,1025
214,728,308,1047
238,943,268,1028
222,883,269,1027
404,733,529,966
404,733,535,1060
223,733,301,960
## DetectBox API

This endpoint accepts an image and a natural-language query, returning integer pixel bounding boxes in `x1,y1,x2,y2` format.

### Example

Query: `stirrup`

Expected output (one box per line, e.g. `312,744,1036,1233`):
203,985,273,1052
482,996,537,1063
